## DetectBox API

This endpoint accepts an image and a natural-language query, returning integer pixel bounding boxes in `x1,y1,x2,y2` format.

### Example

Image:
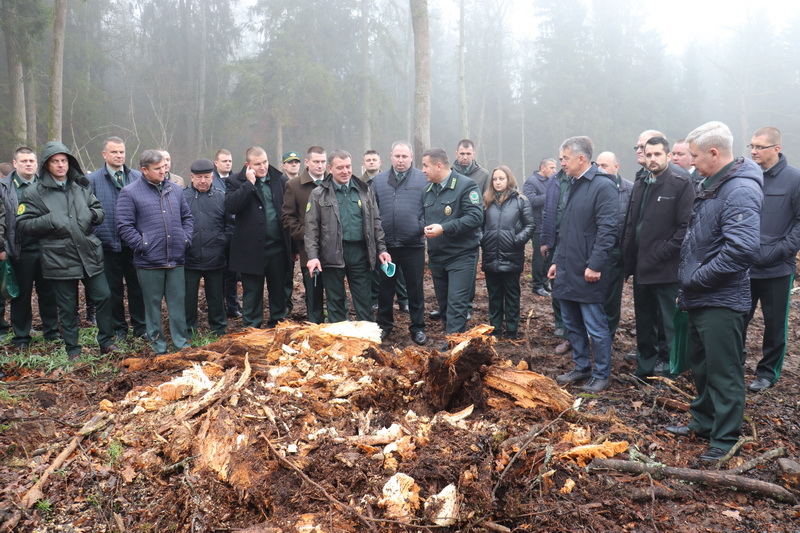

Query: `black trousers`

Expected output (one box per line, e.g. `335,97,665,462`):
377,246,425,334
10,250,60,345
744,274,793,383
103,247,146,337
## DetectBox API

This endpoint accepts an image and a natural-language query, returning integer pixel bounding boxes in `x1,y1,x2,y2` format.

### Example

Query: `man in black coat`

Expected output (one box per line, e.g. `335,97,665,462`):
549,137,618,393
744,126,800,391
225,147,293,328
523,158,557,297
622,137,695,380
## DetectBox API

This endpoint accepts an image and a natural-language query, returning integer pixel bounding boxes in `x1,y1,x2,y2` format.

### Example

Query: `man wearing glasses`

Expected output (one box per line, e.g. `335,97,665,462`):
742,127,800,392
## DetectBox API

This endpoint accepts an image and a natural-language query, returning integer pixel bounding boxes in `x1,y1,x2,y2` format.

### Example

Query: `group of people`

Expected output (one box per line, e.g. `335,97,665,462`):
0,121,797,464
529,122,798,463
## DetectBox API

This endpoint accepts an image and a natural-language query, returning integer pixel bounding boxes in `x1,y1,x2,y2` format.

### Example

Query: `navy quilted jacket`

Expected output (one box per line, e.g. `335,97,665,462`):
88,165,142,252
116,176,194,268
678,157,763,312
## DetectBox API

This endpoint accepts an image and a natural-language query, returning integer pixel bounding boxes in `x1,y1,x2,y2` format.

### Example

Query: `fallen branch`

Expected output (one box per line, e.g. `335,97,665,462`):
649,377,694,401
655,397,690,412
588,458,795,503
261,432,378,532
20,412,114,508
728,447,785,475
492,402,579,500
713,437,755,469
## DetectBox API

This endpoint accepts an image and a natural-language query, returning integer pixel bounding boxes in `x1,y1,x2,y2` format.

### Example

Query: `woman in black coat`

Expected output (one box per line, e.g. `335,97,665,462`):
480,166,535,338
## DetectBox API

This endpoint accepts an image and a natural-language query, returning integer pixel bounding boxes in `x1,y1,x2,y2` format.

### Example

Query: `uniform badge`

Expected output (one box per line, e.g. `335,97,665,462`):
469,191,480,204
306,202,311,212
444,205,452,216
17,204,26,215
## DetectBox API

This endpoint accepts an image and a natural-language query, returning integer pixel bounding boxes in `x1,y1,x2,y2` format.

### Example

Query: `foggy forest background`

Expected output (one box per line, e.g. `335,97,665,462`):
1,0,798,179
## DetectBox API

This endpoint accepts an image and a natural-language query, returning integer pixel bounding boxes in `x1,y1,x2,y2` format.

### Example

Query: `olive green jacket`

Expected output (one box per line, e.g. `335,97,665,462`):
16,141,105,280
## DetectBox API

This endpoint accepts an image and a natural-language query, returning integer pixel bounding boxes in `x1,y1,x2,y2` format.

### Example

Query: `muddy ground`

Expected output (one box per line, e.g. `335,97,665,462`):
1,245,799,532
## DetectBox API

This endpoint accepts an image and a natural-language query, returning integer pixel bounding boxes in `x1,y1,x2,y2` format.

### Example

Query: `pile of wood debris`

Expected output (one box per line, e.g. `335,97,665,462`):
3,321,797,532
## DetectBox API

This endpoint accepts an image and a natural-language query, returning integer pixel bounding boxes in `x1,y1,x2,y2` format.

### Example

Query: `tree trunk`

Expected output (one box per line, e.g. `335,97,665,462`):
409,0,431,166
3,7,28,144
25,65,38,147
48,0,68,141
458,0,468,138
196,0,208,155
361,0,371,152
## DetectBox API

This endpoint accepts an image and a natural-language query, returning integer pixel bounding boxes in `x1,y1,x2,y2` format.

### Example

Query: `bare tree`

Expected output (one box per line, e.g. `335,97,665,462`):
410,0,430,165
361,0,372,152
48,0,68,141
1,0,28,143
458,0,468,138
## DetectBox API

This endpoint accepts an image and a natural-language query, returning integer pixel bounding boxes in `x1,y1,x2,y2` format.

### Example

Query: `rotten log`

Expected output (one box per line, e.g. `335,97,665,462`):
424,328,495,411
157,356,251,434
483,366,573,413
588,458,795,503
656,397,690,412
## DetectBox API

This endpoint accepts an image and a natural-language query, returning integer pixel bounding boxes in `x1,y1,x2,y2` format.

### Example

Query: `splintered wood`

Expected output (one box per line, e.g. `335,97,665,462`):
71,322,633,530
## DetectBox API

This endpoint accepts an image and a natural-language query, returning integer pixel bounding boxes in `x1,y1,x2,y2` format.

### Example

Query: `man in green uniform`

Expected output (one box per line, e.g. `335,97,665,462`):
0,147,61,350
16,142,117,359
422,148,483,347
305,150,391,322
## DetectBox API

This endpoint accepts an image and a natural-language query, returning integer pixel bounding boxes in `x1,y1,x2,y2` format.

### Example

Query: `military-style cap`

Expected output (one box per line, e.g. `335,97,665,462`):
190,158,214,174
282,151,301,163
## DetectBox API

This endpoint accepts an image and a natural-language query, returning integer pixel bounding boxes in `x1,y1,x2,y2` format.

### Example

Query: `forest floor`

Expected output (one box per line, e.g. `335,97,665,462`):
1,245,799,532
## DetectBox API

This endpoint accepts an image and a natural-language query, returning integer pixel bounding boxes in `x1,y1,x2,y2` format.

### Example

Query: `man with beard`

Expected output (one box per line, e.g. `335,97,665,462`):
622,137,694,380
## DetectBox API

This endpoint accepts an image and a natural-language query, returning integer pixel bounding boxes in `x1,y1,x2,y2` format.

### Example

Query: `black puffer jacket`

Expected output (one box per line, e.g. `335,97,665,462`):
480,190,534,273
678,157,763,312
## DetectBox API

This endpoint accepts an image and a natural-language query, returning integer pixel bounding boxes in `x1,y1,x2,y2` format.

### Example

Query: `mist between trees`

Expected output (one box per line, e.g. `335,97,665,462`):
1,0,798,179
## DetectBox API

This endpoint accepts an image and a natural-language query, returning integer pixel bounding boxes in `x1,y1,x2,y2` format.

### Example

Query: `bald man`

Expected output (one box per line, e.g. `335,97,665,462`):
595,151,632,340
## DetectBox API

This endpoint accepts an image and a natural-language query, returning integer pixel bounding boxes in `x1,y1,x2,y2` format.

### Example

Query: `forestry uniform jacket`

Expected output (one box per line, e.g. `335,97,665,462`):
371,167,426,248
16,141,105,280
183,184,230,271
678,157,763,312
88,164,143,252
305,175,387,270
225,164,293,276
551,164,618,304
480,189,535,273
282,168,321,266
0,171,27,259
116,176,194,269
422,171,484,259
622,165,695,284
452,160,490,193
750,153,800,279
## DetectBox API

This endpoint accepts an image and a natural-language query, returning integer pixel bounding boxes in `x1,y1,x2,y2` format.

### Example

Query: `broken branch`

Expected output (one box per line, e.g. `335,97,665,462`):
588,458,795,503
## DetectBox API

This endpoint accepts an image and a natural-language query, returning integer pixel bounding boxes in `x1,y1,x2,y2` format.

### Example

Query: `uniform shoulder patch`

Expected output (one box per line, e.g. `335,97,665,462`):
469,190,480,204
17,204,26,216
306,201,311,212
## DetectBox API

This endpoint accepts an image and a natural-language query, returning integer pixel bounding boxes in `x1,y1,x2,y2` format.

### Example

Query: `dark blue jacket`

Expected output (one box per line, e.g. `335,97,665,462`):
678,157,763,312
522,171,549,230
480,190,535,273
183,185,230,271
551,165,618,303
539,170,566,249
116,177,194,269
750,153,800,279
88,165,143,252
372,167,426,248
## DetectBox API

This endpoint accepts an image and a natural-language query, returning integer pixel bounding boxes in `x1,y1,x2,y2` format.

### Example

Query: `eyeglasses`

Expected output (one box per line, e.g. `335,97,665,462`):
747,144,777,151
633,145,645,152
